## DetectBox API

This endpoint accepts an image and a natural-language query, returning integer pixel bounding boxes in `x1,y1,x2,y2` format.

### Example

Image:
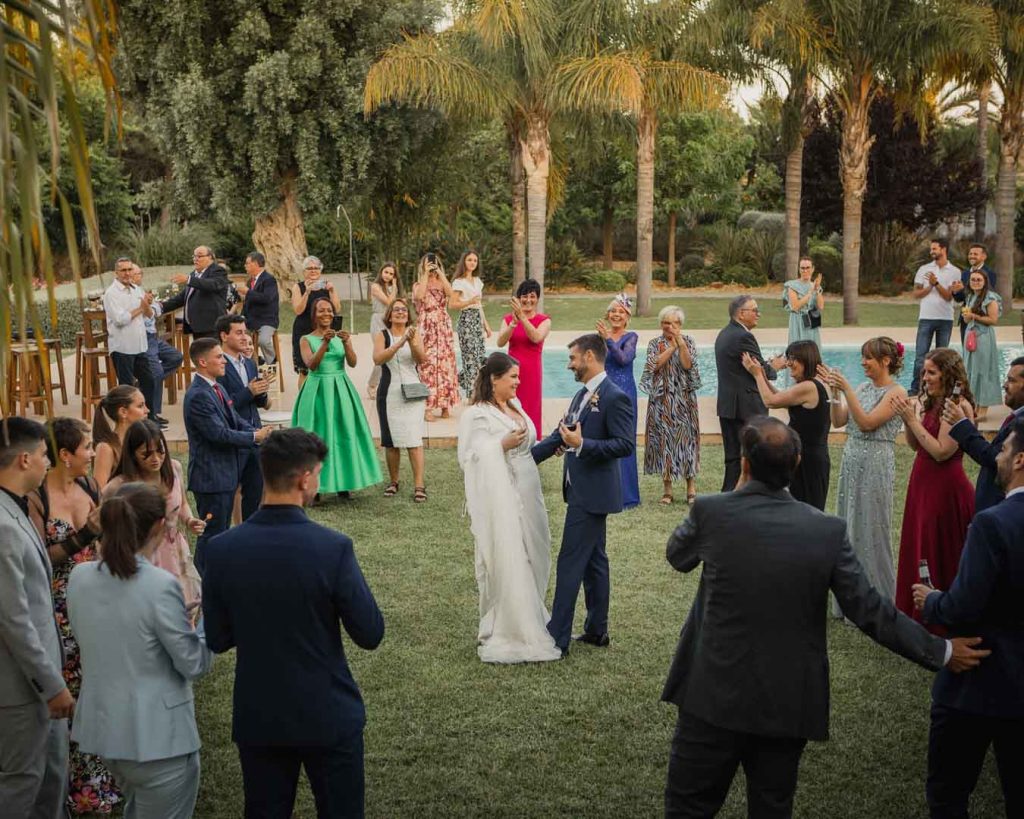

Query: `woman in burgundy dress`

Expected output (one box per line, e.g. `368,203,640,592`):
496,279,551,434
891,348,975,625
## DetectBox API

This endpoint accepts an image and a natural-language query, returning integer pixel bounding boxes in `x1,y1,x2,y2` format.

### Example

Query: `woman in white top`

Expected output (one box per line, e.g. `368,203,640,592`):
67,482,212,819
367,261,399,399
450,251,492,398
457,352,561,664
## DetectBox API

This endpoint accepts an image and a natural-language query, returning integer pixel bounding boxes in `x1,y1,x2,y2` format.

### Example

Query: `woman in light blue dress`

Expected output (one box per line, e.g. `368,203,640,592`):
962,269,1003,420
820,337,907,618
783,257,825,347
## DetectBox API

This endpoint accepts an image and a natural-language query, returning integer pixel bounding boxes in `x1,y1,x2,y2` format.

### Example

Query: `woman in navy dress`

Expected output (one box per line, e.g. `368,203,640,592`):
596,293,640,509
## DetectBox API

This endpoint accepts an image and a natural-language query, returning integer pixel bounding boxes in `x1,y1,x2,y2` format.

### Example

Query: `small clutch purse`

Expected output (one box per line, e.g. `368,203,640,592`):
401,381,431,401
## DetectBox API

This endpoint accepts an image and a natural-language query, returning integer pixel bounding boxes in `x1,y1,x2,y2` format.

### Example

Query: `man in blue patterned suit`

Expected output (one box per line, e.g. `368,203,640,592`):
183,337,271,572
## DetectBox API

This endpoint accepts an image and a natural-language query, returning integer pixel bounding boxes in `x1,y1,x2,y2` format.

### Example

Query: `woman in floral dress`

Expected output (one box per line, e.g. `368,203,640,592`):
639,305,701,505
27,418,121,815
412,252,459,421
451,250,492,398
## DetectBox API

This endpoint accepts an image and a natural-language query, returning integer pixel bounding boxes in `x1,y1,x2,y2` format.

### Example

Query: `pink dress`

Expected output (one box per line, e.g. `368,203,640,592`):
416,285,459,411
506,313,549,433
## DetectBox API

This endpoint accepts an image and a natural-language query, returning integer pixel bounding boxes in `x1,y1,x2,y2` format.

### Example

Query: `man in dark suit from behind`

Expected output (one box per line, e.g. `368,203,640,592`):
202,428,384,819
237,251,280,365
662,416,990,819
714,294,783,492
183,337,271,572
217,314,269,521
159,245,229,340
912,416,1024,818
944,356,1024,512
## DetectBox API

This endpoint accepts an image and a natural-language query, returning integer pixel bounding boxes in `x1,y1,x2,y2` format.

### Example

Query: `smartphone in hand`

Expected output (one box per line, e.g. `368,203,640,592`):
331,315,344,332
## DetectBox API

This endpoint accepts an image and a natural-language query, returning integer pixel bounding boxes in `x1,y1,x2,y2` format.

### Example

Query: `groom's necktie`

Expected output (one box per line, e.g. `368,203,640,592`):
566,388,587,425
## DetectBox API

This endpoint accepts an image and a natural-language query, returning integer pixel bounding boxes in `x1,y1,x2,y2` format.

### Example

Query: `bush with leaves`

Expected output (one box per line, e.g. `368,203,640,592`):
584,270,627,292
860,224,927,295
807,238,844,293
546,239,590,290
126,224,221,267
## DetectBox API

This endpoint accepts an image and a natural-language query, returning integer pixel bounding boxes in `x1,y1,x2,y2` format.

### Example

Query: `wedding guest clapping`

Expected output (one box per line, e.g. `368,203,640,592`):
290,255,340,379
451,250,492,398
458,352,561,663
961,268,1003,420
104,420,203,610
820,337,906,611
597,293,640,509
67,482,212,819
92,385,148,488
367,261,399,399
783,257,824,347
744,340,830,510
639,305,701,506
412,252,459,421
891,349,975,623
497,279,551,434
373,298,428,501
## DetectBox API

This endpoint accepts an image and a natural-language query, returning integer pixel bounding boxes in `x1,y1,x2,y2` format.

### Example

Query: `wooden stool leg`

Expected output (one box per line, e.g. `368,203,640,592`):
274,333,285,391
51,341,67,404
18,355,30,417
82,356,97,422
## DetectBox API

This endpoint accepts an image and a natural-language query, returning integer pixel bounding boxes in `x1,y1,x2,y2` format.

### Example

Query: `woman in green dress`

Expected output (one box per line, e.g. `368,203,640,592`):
293,299,382,497
962,268,1003,420
783,256,825,347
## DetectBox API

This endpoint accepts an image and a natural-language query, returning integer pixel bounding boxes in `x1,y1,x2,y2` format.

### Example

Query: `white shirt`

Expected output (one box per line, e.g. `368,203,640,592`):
1006,486,1024,499
914,261,961,321
102,281,148,354
452,277,483,310
225,352,248,385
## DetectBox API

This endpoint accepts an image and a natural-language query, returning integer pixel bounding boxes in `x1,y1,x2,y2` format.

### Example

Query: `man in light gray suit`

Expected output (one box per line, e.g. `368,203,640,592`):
662,417,991,819
0,417,76,818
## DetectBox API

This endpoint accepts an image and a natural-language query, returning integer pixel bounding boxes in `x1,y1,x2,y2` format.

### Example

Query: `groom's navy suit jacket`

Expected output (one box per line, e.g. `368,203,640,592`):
532,376,635,515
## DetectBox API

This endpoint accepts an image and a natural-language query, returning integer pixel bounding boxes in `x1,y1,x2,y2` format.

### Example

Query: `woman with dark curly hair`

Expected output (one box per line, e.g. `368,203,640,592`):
891,347,976,623
496,278,551,433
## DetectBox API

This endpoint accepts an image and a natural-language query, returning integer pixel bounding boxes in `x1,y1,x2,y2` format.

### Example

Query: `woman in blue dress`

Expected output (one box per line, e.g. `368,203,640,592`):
596,293,640,509
783,257,824,347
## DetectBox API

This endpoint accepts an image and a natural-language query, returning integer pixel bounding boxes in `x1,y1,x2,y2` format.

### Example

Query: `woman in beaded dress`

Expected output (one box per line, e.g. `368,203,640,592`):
596,293,639,509
820,337,907,618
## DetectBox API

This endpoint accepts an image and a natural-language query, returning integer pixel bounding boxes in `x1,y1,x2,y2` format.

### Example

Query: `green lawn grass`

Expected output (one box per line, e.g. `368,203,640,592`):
189,445,1002,818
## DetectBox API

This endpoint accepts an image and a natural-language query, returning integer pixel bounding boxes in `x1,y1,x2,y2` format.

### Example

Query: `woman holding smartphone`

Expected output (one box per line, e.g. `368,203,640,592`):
292,299,382,501
412,252,459,421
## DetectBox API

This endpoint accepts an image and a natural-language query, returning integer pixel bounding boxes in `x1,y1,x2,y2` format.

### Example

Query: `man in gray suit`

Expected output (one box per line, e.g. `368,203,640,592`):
0,417,75,818
662,417,990,819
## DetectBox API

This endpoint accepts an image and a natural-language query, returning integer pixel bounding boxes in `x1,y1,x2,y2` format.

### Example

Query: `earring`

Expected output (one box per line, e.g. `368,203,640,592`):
62,459,71,469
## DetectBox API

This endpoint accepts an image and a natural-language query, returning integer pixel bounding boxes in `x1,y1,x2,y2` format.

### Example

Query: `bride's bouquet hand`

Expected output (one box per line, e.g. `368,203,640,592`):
501,425,527,451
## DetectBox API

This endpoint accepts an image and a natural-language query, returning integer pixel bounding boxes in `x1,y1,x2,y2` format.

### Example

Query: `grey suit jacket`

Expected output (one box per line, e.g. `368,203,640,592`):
67,556,213,762
662,481,948,741
0,490,65,706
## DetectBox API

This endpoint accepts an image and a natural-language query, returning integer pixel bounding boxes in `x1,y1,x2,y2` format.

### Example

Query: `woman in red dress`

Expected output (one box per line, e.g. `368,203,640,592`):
412,252,460,421
496,279,551,433
891,348,976,625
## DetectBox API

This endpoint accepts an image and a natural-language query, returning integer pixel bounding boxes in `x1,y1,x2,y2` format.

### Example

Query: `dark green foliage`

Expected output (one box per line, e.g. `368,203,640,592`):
584,269,627,292
545,238,591,289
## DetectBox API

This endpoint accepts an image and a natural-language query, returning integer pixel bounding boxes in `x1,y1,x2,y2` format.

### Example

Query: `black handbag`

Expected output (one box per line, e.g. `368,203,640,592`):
804,307,822,329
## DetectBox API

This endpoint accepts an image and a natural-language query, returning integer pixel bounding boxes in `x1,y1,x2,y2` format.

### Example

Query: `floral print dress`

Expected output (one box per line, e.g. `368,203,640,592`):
49,521,121,815
416,284,460,411
639,335,702,480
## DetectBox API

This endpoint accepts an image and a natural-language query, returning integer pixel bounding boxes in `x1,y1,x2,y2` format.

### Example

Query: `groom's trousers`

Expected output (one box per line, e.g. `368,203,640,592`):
548,503,610,651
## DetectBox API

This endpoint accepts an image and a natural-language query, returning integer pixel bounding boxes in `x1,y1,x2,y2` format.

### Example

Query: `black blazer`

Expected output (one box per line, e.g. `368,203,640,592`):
242,270,280,330
532,377,635,515
925,492,1024,718
161,263,229,335
714,320,775,421
662,482,948,741
202,505,384,746
218,355,268,429
949,412,1024,512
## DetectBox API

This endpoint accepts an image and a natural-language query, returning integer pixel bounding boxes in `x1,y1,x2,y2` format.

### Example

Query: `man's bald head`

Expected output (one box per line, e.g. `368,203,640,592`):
740,417,802,489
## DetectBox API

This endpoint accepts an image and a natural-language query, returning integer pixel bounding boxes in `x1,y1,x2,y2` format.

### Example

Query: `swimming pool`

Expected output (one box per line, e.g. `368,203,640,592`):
531,343,1024,398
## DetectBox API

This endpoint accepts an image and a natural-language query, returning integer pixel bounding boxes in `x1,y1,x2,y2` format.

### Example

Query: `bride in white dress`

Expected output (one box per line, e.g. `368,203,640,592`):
457,352,562,663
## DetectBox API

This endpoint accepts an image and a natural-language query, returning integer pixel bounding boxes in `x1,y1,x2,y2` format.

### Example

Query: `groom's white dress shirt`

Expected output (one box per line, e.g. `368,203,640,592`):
566,371,607,457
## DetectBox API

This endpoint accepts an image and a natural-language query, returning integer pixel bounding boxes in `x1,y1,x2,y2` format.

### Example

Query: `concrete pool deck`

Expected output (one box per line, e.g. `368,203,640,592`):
27,325,1023,450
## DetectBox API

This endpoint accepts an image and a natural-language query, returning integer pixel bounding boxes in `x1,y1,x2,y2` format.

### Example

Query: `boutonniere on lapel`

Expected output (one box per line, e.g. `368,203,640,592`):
588,391,601,413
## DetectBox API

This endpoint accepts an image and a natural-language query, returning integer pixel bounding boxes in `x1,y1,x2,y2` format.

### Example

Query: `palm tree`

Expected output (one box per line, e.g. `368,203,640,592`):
553,1,725,315
365,1,569,295
753,0,995,323
1,0,117,409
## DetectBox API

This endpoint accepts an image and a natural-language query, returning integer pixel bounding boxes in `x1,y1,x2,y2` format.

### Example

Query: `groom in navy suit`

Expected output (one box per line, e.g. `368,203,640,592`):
533,333,635,655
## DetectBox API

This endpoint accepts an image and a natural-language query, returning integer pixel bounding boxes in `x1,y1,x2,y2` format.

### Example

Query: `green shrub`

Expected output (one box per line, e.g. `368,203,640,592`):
676,268,716,288
18,297,89,350
651,265,668,283
709,264,765,287
748,230,784,280
546,238,590,288
737,210,785,233
807,239,843,293
680,252,705,271
703,224,754,270
584,269,627,292
1014,267,1024,298
127,223,220,267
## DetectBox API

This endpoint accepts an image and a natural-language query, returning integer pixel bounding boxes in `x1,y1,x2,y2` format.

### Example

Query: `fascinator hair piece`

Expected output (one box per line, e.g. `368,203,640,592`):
612,292,633,315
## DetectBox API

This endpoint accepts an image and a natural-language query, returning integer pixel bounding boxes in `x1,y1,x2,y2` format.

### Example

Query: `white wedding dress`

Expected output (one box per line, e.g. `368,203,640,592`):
457,400,562,663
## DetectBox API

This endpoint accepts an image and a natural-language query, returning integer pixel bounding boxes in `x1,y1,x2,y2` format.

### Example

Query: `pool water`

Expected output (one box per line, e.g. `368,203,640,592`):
533,344,1024,398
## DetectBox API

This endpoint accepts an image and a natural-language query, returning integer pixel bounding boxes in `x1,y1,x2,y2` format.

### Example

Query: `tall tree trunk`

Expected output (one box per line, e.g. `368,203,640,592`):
520,114,550,304
635,109,657,316
976,82,990,243
667,210,677,288
509,133,527,287
253,170,308,282
784,134,804,282
838,81,875,325
995,87,1023,307
602,203,614,269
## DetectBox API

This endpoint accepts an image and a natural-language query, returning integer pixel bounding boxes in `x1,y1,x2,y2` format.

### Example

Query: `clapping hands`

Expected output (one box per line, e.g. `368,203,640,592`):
889,394,917,423
815,364,848,393
595,319,610,339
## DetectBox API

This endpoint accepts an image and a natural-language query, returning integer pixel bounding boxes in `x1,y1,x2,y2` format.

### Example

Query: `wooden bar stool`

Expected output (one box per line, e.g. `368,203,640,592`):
6,342,54,418
174,323,193,389
80,309,114,422
157,313,179,406
41,337,68,404
250,329,286,391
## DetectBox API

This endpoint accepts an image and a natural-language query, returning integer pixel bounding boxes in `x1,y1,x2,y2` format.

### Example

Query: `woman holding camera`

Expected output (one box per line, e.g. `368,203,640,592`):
412,252,459,421
292,299,381,500
290,255,341,377
373,298,428,501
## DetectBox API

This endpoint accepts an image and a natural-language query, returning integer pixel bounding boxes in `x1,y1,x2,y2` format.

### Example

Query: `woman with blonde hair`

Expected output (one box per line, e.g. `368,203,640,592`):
411,252,459,420
367,261,399,399
596,293,639,508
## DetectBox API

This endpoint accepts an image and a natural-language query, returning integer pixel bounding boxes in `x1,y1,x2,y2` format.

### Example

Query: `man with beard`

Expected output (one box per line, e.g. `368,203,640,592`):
910,237,960,397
